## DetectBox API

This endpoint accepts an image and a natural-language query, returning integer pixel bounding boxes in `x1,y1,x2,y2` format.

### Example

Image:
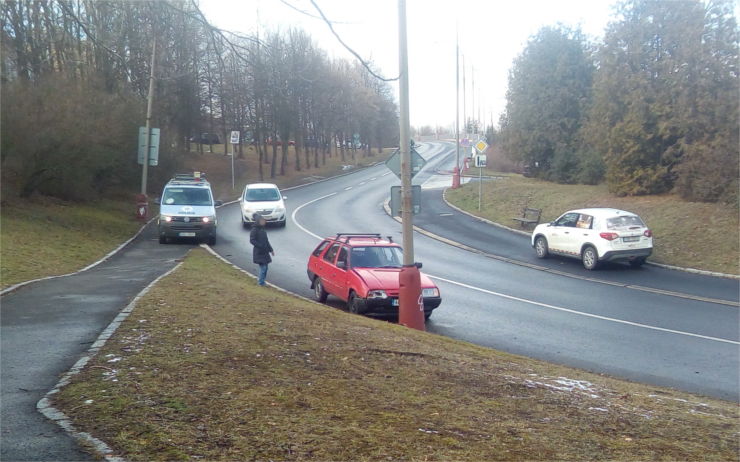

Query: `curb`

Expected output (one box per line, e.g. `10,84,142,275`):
382,201,738,307
1,218,156,297
36,259,185,462
441,189,739,280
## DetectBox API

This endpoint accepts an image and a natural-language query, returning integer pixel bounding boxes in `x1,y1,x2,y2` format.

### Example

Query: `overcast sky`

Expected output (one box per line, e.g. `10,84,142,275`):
201,0,617,129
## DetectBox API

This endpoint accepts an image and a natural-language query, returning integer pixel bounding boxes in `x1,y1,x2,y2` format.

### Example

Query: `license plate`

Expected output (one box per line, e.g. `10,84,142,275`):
392,299,399,306
179,232,196,237
622,236,639,242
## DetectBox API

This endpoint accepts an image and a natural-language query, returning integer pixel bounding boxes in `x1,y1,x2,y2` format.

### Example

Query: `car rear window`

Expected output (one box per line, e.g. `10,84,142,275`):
312,240,330,257
606,215,645,230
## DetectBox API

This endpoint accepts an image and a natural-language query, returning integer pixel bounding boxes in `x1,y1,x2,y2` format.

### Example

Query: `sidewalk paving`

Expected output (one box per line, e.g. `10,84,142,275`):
1,225,190,461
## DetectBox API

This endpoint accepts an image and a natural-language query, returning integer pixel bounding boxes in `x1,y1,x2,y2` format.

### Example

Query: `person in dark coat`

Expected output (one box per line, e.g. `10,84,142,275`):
249,213,274,286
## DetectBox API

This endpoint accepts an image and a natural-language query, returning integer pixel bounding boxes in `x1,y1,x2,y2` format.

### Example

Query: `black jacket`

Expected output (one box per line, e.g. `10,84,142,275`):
250,225,273,264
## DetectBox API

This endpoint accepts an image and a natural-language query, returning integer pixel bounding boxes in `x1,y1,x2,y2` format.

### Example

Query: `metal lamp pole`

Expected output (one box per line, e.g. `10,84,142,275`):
397,0,424,330
141,38,156,196
452,24,461,189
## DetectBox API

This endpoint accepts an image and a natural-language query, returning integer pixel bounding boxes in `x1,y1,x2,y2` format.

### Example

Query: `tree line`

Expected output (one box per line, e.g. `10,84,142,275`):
498,0,738,203
0,0,399,200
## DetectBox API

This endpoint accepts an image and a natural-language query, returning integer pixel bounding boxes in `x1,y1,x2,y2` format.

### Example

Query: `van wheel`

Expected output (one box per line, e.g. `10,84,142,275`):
159,236,167,244
314,278,328,302
582,246,599,270
208,236,217,246
534,236,549,259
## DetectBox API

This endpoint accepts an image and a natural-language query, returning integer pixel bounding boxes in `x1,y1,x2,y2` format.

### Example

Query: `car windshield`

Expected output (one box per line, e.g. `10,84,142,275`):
162,187,212,206
606,215,645,230
350,246,403,268
245,188,280,202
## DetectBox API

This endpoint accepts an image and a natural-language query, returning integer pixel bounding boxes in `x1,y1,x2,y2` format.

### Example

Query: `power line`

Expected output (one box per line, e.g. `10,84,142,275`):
307,0,399,82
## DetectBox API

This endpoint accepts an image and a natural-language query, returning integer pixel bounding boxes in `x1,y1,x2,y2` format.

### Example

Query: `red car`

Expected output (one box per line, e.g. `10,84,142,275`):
307,233,442,319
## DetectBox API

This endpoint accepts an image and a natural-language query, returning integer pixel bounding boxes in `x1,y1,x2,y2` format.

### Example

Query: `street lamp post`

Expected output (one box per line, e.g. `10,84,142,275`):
397,0,424,331
452,25,461,189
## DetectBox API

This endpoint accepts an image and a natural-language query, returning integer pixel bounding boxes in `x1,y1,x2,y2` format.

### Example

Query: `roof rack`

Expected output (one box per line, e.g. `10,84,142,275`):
335,233,394,243
168,172,209,185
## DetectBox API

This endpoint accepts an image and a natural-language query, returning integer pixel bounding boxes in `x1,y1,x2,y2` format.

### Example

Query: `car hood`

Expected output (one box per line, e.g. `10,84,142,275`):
241,200,283,210
160,204,215,217
352,268,436,289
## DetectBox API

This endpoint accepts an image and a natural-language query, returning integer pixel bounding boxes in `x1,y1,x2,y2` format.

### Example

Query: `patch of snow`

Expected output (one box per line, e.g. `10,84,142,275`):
588,407,608,412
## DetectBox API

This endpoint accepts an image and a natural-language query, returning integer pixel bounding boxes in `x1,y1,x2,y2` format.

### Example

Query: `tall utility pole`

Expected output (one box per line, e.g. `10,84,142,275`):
472,65,475,135
462,55,466,138
140,38,157,196
452,24,461,189
397,0,424,331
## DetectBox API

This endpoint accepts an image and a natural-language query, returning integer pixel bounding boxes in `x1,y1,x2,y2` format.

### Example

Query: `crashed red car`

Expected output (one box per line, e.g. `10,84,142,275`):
307,233,442,319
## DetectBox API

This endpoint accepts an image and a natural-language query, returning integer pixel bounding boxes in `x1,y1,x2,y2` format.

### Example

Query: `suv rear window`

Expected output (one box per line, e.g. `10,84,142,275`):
606,215,645,230
162,187,212,206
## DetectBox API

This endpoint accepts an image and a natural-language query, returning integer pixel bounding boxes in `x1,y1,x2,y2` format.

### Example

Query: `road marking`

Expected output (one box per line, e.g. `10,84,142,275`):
344,186,353,191
291,193,336,240
382,172,391,177
359,182,366,186
370,177,377,181
428,274,740,345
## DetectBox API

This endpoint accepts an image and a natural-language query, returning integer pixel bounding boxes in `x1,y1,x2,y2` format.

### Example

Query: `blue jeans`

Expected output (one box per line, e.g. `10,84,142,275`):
258,263,269,286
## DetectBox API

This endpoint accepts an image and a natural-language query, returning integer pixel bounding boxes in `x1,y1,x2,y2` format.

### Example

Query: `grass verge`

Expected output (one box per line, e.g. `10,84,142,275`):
0,198,142,289
54,249,738,461
447,173,739,274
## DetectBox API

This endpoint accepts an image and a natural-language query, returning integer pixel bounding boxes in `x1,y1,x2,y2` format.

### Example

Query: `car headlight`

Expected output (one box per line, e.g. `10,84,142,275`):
202,216,215,223
367,290,388,299
422,288,440,297
274,206,285,213
161,215,172,223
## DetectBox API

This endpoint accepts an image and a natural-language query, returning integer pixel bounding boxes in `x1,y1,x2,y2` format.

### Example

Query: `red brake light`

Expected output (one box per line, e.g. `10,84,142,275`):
600,232,619,241
644,229,652,238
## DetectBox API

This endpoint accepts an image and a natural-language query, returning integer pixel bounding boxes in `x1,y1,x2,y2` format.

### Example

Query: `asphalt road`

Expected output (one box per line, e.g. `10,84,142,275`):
215,141,739,401
1,225,190,461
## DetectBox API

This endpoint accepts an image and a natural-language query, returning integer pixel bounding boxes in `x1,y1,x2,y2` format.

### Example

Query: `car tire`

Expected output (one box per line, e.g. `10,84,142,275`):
534,236,549,259
348,291,363,314
280,219,287,228
629,257,646,268
582,246,599,270
314,278,328,303
208,235,217,246
159,236,167,244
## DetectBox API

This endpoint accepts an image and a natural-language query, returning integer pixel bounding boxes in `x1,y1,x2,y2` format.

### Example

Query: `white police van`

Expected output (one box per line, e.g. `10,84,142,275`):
157,172,222,245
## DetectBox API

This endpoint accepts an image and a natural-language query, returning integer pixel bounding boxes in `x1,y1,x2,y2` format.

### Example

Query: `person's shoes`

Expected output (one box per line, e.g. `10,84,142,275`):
258,282,266,286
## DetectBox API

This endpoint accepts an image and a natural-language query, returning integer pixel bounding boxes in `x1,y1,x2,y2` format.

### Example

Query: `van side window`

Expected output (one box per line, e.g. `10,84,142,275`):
323,243,340,263
312,240,330,257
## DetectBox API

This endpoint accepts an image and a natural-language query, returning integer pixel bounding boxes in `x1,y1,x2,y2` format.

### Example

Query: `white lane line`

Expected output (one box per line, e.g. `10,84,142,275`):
291,193,336,240
359,182,366,186
382,172,391,177
429,274,739,345
370,177,377,181
344,186,353,191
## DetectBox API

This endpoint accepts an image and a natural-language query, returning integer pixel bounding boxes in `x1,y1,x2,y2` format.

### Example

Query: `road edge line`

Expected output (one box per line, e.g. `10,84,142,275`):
381,200,738,307
441,188,740,280
36,259,185,462
1,217,156,297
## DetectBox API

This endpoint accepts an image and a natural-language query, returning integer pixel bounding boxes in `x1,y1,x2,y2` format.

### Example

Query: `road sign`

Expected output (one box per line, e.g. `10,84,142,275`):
475,139,489,153
230,130,240,144
390,185,421,217
474,154,487,168
138,127,160,166
385,147,426,180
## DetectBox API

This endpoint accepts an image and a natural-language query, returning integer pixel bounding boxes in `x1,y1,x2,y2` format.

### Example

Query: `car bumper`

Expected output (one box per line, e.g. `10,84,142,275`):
158,221,216,239
243,212,286,223
600,248,652,262
361,296,442,317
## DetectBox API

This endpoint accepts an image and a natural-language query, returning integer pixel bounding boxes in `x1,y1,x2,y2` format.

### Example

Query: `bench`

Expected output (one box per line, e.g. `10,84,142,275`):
512,207,542,229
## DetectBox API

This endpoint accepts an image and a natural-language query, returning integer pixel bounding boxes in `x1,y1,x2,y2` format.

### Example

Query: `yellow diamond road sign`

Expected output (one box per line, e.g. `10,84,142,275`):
475,140,489,153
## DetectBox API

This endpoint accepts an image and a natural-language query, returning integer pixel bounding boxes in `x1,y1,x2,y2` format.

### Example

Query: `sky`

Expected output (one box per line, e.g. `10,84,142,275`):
201,0,618,130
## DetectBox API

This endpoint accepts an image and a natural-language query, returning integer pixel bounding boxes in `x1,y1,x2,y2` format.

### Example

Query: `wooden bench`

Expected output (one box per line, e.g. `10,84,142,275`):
512,207,542,229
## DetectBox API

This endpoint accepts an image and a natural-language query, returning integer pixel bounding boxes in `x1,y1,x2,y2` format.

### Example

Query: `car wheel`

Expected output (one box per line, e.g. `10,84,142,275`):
208,235,217,246
314,278,328,302
582,246,599,270
629,257,646,268
159,235,167,244
534,236,549,259
348,291,363,314
280,219,287,228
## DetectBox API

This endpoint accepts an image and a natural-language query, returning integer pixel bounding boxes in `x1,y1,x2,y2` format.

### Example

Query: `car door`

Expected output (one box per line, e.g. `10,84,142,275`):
320,243,341,295
569,213,595,255
549,212,579,254
332,246,350,301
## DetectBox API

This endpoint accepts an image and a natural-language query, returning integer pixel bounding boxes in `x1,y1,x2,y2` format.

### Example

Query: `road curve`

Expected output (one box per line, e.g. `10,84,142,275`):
214,142,739,401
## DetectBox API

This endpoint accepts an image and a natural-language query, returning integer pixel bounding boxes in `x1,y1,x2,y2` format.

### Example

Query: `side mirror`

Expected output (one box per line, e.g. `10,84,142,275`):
336,261,346,269
153,197,161,204
415,262,423,269
214,200,223,206
282,196,287,200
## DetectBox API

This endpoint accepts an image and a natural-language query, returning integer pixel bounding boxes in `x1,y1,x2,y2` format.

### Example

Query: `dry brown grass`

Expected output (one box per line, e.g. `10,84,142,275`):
447,173,739,274
54,249,739,461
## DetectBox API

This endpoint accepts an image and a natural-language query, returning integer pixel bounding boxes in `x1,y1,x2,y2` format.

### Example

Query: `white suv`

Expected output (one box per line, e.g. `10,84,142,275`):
240,183,287,227
531,208,653,270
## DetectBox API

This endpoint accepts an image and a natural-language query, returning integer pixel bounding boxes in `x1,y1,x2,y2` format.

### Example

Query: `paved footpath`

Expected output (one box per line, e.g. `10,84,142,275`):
1,225,189,461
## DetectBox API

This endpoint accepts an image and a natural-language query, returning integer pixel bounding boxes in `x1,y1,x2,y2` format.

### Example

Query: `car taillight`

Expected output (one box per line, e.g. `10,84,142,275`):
599,232,619,241
644,229,652,238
